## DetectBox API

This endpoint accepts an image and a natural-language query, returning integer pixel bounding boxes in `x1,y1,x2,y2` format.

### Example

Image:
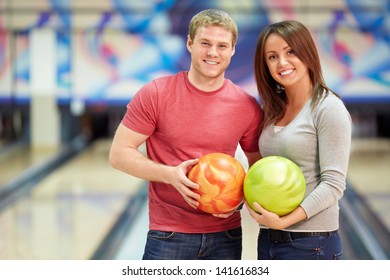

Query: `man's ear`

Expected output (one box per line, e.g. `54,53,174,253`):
186,35,192,52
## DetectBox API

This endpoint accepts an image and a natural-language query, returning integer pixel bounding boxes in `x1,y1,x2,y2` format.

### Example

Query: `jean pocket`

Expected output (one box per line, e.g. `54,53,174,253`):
333,250,343,260
225,227,242,240
147,230,175,240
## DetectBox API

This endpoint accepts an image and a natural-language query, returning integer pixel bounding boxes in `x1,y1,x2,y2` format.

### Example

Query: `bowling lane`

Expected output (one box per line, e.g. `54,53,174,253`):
0,143,59,187
0,139,145,260
347,137,390,233
15,137,382,260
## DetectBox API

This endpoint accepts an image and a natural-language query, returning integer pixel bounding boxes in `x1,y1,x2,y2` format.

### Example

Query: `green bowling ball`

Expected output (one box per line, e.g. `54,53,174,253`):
244,156,306,216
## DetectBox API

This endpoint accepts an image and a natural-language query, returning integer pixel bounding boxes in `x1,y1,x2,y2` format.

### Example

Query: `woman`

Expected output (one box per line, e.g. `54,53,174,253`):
247,20,352,260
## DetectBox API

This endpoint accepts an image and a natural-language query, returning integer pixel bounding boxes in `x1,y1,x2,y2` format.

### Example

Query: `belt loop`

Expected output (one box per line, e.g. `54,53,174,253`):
260,229,338,243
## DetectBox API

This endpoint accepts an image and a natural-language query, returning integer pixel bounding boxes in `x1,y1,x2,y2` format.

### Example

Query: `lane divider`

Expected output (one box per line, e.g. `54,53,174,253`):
0,134,90,212
90,184,148,260
339,183,390,259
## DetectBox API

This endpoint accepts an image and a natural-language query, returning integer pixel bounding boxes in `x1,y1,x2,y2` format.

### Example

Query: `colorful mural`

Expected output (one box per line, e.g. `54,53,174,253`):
0,0,389,106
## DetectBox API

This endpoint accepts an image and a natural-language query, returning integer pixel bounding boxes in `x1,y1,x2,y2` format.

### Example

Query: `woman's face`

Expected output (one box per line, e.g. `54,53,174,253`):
264,33,310,91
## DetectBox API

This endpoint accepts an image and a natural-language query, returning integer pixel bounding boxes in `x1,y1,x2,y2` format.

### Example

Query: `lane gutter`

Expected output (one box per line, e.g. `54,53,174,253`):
0,134,91,212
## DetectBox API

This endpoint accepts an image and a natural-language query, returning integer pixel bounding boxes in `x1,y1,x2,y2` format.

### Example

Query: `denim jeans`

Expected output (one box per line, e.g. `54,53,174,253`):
142,227,242,260
257,230,342,260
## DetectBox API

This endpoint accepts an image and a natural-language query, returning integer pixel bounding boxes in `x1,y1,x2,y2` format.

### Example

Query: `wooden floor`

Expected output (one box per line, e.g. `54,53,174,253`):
0,137,389,260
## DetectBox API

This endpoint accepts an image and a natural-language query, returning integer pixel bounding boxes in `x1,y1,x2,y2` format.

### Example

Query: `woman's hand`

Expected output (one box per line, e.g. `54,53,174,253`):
244,201,285,230
245,201,308,230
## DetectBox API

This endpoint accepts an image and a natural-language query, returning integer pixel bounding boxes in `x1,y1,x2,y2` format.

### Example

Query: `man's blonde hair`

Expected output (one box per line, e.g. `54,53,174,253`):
188,9,238,47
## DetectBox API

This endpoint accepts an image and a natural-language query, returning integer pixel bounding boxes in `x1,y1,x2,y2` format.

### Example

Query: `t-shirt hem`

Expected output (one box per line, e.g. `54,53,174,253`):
149,223,242,234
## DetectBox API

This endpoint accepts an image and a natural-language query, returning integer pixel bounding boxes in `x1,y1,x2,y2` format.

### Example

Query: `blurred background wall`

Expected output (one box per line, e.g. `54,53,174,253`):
0,0,389,146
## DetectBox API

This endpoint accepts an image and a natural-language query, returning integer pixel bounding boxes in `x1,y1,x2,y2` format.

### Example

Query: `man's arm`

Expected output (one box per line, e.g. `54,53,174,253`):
244,151,262,167
109,123,170,182
108,123,200,208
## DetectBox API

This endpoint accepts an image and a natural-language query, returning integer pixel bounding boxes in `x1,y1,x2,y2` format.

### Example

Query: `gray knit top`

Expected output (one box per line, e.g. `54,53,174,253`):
259,93,352,232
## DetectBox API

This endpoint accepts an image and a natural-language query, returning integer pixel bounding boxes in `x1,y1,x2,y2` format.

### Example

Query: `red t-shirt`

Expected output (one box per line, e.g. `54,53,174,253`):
122,71,263,233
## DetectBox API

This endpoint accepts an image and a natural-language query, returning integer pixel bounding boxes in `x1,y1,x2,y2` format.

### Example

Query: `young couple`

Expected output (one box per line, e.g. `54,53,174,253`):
109,9,351,260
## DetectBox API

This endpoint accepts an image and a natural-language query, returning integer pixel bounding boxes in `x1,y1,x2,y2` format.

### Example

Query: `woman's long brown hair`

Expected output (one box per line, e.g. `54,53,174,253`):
254,20,338,127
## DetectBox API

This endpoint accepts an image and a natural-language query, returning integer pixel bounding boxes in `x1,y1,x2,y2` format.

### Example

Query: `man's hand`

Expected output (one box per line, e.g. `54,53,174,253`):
169,159,201,209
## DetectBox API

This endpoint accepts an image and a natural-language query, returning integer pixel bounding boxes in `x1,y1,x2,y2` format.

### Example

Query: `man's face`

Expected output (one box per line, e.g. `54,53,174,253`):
187,25,235,81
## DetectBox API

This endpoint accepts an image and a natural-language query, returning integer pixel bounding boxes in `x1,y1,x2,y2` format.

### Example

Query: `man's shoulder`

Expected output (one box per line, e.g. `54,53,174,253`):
226,79,258,101
153,71,185,85
139,72,184,93
226,79,250,93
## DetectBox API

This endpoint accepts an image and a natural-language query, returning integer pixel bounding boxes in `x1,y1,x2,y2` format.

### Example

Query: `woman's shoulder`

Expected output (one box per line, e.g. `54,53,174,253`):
313,92,351,123
316,92,347,110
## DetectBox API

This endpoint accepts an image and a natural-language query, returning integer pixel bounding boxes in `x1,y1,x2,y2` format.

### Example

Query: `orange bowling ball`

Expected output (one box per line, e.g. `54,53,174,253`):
187,153,246,214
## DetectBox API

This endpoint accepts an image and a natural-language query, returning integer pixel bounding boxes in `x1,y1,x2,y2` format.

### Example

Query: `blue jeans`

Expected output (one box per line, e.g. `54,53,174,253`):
142,227,242,260
257,230,342,260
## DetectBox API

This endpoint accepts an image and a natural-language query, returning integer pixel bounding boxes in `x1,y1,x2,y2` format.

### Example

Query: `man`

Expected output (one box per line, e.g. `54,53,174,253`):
109,9,263,260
